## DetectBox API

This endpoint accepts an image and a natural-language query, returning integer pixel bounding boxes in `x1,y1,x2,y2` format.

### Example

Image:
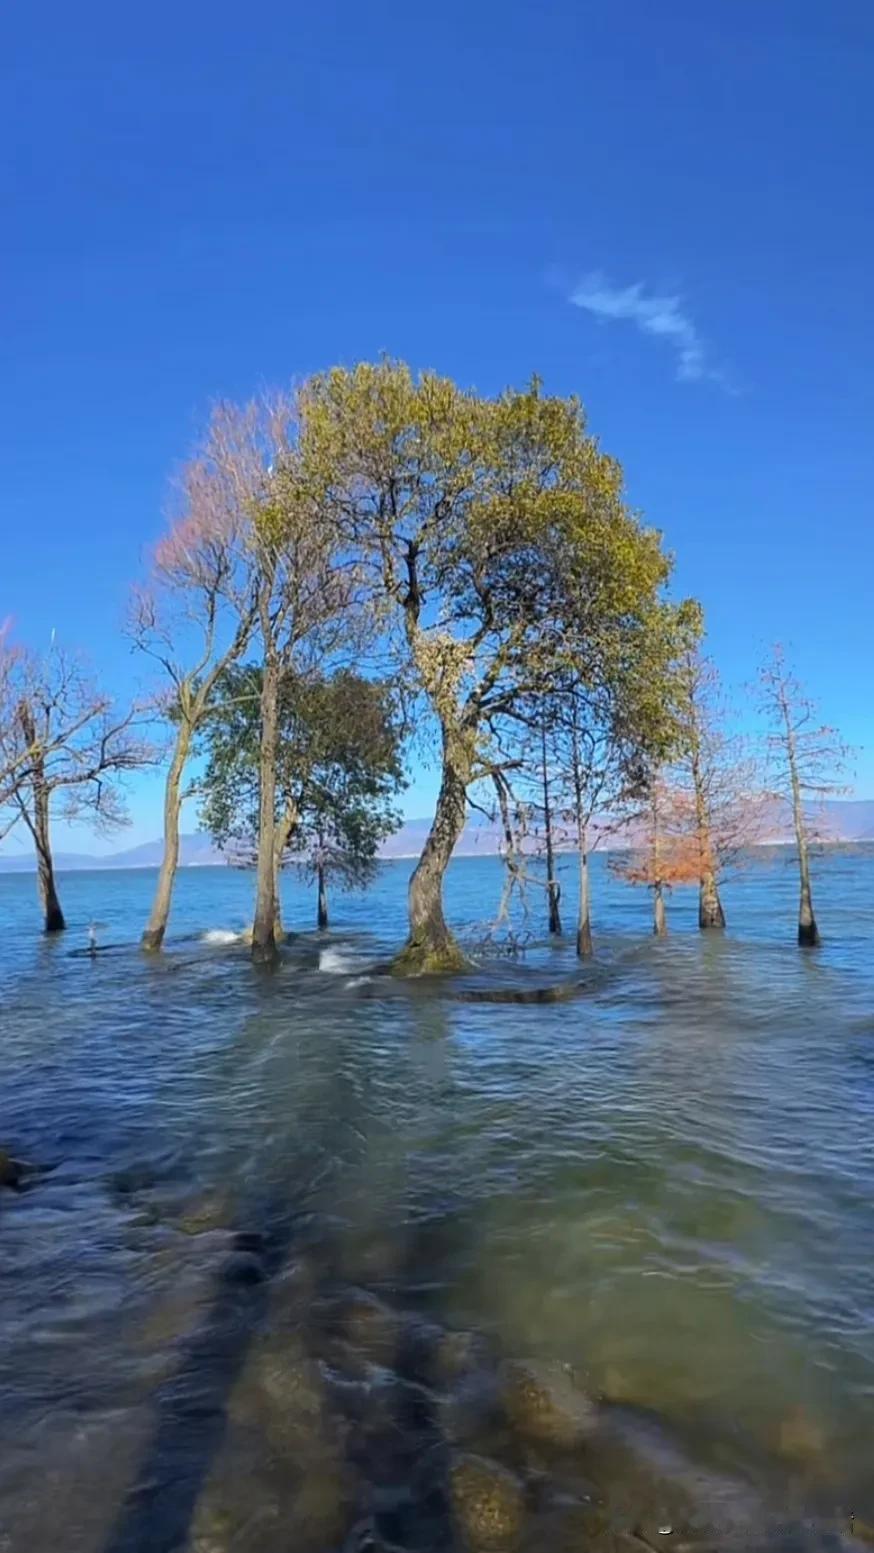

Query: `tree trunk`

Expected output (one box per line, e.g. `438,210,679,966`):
271,796,300,944
252,653,280,964
16,704,65,933
142,725,190,951
785,716,820,947
570,711,590,956
576,832,593,958
797,864,819,947
394,732,470,974
699,865,726,930
541,720,562,935
33,779,65,933
690,746,726,930
272,850,284,943
317,863,328,929
651,784,667,937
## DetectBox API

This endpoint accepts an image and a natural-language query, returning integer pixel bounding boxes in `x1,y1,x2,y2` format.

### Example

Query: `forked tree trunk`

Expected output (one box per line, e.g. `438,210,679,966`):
317,864,328,929
252,654,280,964
142,726,191,951
541,721,562,935
576,833,593,958
653,881,667,937
394,733,470,974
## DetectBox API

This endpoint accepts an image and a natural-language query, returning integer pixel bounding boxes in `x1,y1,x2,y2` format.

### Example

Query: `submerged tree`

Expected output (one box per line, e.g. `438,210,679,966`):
199,398,365,964
298,361,690,973
559,691,650,957
199,666,404,929
758,646,848,947
0,646,149,931
131,402,266,950
538,714,563,935
611,779,700,936
502,592,693,957
674,649,764,931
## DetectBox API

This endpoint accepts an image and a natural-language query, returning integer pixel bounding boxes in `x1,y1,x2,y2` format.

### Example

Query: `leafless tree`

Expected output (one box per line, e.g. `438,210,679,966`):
674,650,766,930
0,624,28,835
226,407,360,964
0,644,152,931
758,645,849,947
129,400,270,950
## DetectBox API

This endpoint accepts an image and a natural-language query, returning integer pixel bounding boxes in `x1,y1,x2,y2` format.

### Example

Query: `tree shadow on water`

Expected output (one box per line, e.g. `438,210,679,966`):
102,1193,298,1553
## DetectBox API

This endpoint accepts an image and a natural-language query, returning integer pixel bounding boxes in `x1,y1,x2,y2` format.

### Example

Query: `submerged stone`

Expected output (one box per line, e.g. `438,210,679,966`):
457,982,582,1005
450,1452,525,1549
499,1358,598,1448
233,1337,341,1465
342,1289,399,1355
314,1287,402,1370
432,1327,486,1384
174,1190,234,1236
220,1249,267,1285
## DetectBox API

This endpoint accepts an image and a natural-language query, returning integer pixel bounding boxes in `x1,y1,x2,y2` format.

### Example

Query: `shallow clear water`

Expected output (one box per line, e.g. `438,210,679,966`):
1,849,873,1552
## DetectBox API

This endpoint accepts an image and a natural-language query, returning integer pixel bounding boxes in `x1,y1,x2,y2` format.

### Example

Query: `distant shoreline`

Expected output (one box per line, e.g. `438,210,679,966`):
2,838,873,876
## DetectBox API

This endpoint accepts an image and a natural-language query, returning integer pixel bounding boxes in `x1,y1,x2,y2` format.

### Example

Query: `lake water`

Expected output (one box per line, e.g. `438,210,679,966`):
1,849,873,1553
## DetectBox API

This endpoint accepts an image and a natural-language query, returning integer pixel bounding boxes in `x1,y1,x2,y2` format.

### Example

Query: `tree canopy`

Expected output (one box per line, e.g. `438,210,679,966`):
294,361,694,968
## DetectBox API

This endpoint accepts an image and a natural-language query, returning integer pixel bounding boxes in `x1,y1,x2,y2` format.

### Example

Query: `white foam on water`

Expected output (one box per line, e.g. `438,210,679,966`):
319,945,363,975
201,928,240,945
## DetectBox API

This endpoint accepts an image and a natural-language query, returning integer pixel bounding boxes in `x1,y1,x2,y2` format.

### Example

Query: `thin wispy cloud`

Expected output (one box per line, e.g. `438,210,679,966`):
570,272,726,387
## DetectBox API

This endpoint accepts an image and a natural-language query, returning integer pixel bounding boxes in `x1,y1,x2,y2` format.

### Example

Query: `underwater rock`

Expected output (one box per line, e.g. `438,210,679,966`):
456,983,582,1005
314,1287,401,1368
233,1336,338,1463
220,1249,266,1286
450,1452,525,1549
776,1404,826,1464
433,1327,487,1383
174,1190,234,1236
498,1358,598,1448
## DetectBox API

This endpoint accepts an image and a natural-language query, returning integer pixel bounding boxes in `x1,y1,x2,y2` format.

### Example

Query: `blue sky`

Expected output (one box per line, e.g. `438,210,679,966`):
2,0,872,850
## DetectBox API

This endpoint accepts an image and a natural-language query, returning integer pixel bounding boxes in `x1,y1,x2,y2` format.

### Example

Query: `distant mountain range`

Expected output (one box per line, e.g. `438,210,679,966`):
0,832,222,873
1,799,873,873
380,799,874,857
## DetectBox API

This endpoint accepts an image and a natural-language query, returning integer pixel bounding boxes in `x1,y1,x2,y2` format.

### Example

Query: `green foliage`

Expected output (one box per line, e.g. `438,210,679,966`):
290,359,700,966
198,665,405,889
297,359,697,779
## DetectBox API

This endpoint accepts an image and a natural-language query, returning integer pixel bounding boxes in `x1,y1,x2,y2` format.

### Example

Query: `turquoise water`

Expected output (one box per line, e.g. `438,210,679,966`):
1,849,873,1551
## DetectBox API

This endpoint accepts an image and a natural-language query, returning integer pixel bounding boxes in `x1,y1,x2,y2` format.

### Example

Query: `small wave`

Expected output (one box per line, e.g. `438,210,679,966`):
201,928,241,945
345,975,373,989
319,946,364,975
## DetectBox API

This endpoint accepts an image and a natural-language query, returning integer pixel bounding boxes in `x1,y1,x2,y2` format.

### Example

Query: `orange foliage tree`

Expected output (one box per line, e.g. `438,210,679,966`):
611,781,701,935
